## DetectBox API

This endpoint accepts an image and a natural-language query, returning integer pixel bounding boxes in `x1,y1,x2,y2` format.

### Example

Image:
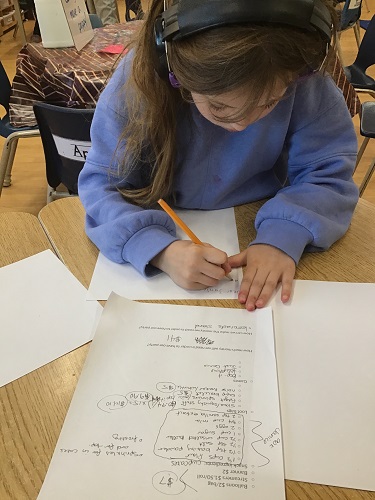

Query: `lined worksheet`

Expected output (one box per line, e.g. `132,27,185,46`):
87,208,243,300
38,294,285,499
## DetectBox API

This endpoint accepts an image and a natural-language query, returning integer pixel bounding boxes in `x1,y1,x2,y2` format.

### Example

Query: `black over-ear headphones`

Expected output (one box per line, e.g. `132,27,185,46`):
154,0,332,82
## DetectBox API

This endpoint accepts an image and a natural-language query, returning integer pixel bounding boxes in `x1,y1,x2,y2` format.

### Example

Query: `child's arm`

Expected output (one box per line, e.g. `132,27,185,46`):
229,76,358,310
250,76,359,266
78,59,180,277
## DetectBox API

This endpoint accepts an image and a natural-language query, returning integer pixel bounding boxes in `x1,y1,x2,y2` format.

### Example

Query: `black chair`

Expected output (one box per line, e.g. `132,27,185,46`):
344,14,375,98
335,0,363,64
32,102,94,203
359,19,370,30
125,0,143,22
0,60,39,197
89,13,103,28
354,101,375,196
340,0,362,32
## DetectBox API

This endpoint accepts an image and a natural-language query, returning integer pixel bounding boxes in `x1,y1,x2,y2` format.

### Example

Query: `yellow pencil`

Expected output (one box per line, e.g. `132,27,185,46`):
158,198,203,244
157,198,233,281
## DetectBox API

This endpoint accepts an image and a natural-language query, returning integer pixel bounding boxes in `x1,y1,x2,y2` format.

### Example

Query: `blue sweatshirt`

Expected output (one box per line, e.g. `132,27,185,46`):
78,56,359,277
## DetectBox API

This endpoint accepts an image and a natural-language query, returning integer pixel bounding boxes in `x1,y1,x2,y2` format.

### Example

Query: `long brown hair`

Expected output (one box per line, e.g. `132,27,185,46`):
117,0,337,207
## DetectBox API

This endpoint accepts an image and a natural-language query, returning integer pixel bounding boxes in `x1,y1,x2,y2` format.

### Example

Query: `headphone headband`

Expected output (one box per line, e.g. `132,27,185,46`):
161,0,332,43
154,0,333,84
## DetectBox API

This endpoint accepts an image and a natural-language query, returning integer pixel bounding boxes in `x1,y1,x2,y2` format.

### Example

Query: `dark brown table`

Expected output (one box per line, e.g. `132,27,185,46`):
9,23,360,128
9,21,142,127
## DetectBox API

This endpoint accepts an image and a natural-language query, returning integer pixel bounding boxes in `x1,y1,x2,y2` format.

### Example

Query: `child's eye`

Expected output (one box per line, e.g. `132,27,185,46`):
210,103,227,112
263,101,277,109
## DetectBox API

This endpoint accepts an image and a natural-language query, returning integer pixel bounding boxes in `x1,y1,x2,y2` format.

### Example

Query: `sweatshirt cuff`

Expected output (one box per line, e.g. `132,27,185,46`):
250,219,313,264
122,225,178,277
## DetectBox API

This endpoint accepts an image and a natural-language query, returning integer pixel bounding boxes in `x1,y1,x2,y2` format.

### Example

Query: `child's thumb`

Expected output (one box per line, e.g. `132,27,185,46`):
228,250,247,268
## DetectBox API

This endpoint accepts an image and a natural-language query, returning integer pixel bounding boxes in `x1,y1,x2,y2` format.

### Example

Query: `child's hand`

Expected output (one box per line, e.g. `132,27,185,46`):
228,244,296,311
151,240,231,289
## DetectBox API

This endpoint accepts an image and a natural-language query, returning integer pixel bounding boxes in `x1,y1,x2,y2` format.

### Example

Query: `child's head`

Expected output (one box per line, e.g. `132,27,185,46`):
168,11,332,127
119,0,337,205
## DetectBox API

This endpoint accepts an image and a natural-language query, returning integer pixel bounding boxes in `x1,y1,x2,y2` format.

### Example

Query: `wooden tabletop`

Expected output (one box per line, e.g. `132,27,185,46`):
1,201,374,499
0,211,52,266
38,196,375,288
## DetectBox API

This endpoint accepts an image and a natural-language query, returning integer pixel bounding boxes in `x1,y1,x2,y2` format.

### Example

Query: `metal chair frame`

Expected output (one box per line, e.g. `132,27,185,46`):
335,0,363,65
343,14,375,99
354,101,375,196
0,61,40,198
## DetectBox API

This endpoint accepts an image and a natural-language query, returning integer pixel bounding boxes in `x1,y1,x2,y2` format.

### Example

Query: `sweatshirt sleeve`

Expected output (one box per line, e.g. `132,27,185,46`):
250,75,359,263
78,57,178,276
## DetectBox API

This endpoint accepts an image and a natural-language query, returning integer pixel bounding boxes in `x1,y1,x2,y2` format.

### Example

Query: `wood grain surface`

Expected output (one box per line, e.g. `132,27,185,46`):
33,196,375,500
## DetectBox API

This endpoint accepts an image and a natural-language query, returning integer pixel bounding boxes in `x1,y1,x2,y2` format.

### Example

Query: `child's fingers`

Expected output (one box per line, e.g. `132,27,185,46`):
199,260,227,281
247,269,294,309
202,245,229,266
201,244,232,276
280,271,294,303
238,267,262,311
228,250,247,268
254,271,279,308
221,261,232,275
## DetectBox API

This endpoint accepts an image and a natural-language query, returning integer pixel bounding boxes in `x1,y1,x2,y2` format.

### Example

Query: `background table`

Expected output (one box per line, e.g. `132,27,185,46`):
1,198,374,499
9,21,142,127
9,19,360,129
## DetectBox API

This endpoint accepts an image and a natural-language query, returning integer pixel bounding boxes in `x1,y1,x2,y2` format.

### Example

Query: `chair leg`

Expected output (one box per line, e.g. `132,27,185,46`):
47,184,55,204
354,89,375,100
335,37,345,66
0,131,40,197
353,21,361,48
0,152,9,198
0,136,16,197
355,137,370,172
3,138,19,187
359,158,375,196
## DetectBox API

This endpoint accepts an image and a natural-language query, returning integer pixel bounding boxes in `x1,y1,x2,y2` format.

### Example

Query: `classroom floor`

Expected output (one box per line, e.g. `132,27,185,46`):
0,0,375,214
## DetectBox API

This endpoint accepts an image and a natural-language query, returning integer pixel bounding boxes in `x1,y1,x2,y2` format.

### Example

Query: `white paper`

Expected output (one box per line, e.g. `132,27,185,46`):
0,250,102,387
60,0,94,51
271,280,375,491
38,294,285,499
88,208,243,300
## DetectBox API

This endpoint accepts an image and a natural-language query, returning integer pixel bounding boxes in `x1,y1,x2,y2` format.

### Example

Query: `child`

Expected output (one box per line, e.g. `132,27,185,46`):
78,0,359,311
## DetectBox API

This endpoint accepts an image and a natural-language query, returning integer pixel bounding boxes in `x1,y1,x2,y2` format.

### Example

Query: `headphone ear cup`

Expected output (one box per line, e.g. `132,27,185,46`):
154,16,169,81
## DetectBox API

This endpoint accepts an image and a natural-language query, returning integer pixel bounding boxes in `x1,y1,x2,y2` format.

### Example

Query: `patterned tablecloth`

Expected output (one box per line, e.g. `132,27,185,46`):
10,24,360,128
331,55,361,118
9,22,143,128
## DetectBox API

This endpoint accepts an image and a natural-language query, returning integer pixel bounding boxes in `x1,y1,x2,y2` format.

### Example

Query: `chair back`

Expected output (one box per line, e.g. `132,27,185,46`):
89,13,103,28
340,0,362,30
354,14,375,71
0,60,11,114
33,103,94,194
125,0,142,21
